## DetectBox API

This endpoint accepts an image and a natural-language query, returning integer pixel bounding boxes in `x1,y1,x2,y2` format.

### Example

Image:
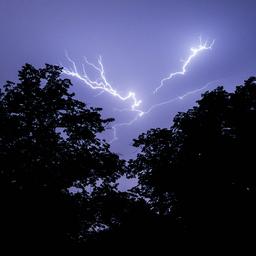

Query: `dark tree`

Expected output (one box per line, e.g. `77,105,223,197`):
129,77,256,248
3,64,256,252
0,64,125,249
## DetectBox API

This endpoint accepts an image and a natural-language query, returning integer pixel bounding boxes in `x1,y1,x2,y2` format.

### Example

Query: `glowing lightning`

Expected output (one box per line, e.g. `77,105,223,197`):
62,52,144,117
111,115,141,143
144,80,218,115
62,38,215,143
109,80,218,143
153,38,215,94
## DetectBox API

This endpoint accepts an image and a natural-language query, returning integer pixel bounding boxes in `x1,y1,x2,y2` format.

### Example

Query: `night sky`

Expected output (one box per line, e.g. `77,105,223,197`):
1,0,256,161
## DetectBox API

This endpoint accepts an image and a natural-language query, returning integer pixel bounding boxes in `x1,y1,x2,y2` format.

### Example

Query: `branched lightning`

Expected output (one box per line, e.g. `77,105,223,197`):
109,80,218,143
110,115,141,143
62,38,215,143
62,52,144,116
143,80,217,115
153,38,215,94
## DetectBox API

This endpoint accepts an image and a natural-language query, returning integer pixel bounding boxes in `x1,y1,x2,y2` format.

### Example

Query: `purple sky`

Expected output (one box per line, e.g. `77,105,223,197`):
1,0,256,161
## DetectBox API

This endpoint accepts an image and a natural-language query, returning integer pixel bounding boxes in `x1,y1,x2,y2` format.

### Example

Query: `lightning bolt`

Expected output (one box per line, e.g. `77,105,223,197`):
109,80,218,143
110,115,141,143
62,52,144,117
62,38,215,143
143,80,218,115
153,38,215,94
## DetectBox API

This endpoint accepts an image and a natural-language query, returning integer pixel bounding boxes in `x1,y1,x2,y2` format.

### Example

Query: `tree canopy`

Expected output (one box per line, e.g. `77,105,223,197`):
1,64,256,251
129,77,256,246
0,64,126,248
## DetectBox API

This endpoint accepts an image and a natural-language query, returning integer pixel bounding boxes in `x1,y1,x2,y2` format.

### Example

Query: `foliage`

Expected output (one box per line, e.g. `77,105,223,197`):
0,64,125,247
129,78,256,242
2,64,256,249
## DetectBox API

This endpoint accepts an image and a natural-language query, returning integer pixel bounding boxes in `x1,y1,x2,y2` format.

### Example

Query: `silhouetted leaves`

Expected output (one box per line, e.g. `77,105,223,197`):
129,77,256,246
1,64,256,251
0,64,124,248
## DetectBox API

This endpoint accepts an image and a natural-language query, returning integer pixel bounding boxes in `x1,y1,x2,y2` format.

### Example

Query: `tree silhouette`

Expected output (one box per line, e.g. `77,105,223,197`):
129,77,256,247
2,64,256,251
0,64,125,248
